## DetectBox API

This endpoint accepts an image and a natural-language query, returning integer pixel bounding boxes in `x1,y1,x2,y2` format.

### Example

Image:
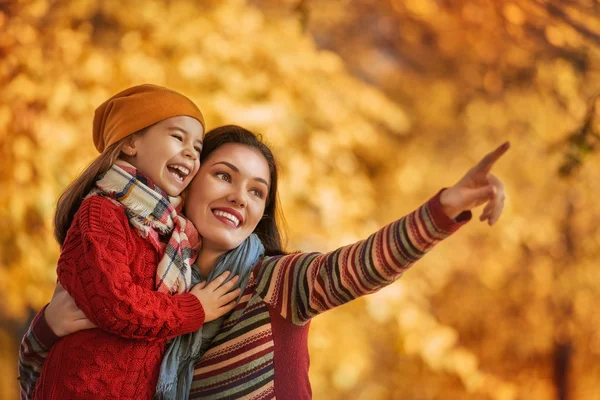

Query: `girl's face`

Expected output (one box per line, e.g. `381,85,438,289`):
125,116,204,196
185,143,270,254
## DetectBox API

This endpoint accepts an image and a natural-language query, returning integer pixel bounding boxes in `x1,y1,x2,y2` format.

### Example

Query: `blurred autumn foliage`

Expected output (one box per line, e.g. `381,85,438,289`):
1,0,600,399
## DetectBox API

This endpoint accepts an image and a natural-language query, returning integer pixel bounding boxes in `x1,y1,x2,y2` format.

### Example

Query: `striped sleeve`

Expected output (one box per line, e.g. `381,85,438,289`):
18,305,60,400
254,190,471,326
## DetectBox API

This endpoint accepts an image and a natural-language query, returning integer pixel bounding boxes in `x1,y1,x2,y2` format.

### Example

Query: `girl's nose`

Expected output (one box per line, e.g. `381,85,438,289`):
183,146,198,160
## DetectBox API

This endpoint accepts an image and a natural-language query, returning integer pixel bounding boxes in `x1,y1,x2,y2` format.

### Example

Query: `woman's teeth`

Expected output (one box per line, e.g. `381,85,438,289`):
213,210,240,227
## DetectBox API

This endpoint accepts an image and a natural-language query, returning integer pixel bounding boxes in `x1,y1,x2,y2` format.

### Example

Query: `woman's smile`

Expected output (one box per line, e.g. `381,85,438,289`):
212,207,243,228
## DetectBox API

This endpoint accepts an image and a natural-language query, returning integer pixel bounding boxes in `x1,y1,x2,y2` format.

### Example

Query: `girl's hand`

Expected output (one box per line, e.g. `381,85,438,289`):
45,283,96,337
190,271,242,322
440,142,510,225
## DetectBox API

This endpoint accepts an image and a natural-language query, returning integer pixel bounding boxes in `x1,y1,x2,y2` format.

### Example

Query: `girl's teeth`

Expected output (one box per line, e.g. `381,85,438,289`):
167,165,190,182
169,165,190,177
169,170,183,182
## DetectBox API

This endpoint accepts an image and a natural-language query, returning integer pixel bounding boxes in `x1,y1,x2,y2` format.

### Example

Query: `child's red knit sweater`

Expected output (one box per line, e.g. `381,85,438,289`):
33,196,205,400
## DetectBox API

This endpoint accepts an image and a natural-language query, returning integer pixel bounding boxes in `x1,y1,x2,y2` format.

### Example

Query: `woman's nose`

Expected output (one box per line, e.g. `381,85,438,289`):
227,189,246,208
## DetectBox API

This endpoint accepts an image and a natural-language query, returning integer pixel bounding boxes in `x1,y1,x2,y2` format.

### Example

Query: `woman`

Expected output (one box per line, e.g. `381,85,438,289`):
20,125,509,399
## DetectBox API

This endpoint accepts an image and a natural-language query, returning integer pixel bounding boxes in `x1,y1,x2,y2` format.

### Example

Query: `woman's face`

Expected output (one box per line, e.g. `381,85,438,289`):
185,143,271,254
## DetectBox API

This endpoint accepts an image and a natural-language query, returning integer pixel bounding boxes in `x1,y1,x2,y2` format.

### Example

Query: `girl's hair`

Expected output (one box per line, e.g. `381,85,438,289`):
53,127,149,246
200,125,287,256
53,141,126,246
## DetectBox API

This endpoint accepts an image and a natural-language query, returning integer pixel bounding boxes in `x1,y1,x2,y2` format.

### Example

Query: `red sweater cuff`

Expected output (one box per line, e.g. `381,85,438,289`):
32,304,61,350
175,293,206,333
427,189,472,234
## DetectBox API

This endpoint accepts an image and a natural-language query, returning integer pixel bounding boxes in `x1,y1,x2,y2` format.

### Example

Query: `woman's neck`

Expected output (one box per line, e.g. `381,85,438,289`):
195,248,224,277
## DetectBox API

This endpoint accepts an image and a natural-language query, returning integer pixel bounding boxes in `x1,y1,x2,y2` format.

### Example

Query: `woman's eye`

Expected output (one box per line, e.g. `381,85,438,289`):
216,172,230,182
251,188,264,198
194,146,202,153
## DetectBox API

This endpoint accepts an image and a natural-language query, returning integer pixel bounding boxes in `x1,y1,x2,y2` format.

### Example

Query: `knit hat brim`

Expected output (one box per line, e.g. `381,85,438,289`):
93,84,205,153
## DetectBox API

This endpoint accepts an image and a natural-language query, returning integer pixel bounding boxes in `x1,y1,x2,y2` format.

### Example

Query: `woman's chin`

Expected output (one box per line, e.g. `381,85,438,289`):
200,236,244,254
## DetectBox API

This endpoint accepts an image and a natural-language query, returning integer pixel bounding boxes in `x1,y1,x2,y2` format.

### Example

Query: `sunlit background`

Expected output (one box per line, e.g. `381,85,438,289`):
1,0,600,399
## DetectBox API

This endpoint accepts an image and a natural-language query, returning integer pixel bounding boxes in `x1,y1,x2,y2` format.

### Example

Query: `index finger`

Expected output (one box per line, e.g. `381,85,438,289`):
473,142,510,175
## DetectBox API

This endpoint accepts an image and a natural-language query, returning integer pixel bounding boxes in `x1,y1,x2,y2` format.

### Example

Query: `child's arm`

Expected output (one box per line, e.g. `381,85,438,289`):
18,272,238,399
58,195,206,340
255,190,470,325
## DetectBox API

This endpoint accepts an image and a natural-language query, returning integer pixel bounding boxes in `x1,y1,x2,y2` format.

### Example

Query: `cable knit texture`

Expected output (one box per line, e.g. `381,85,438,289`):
32,196,205,400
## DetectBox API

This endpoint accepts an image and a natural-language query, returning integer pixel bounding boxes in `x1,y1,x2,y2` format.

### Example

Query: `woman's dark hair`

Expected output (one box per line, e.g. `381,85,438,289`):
200,125,287,256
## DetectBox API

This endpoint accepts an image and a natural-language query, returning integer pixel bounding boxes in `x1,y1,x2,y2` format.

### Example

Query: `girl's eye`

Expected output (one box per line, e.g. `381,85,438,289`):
215,172,231,182
172,134,183,142
251,188,264,199
194,146,202,153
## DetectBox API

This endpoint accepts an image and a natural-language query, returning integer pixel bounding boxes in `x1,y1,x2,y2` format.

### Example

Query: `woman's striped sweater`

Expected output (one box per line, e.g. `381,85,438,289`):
19,191,470,399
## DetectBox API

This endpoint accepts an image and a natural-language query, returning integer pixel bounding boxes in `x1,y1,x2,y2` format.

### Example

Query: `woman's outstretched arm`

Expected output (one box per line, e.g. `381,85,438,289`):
255,143,509,325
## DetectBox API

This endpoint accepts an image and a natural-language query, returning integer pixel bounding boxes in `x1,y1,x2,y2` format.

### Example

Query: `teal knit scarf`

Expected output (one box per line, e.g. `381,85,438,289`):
156,233,265,400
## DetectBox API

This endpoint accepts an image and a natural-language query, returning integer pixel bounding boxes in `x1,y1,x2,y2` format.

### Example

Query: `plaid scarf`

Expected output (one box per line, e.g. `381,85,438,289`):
88,160,200,295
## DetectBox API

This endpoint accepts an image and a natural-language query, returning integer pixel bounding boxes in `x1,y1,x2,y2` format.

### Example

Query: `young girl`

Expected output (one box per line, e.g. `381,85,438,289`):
30,85,240,400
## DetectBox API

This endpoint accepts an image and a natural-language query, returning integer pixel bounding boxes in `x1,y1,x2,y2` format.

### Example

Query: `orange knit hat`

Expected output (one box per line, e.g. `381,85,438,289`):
93,84,205,153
